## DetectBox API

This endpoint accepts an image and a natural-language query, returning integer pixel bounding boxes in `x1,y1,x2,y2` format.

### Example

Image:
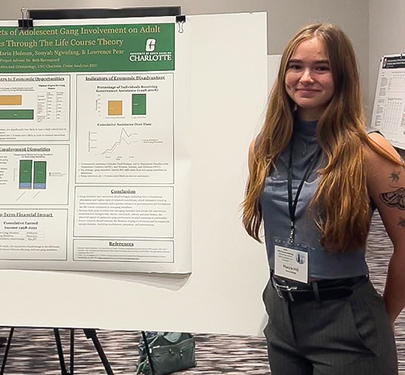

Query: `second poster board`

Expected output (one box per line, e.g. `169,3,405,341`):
371,54,405,150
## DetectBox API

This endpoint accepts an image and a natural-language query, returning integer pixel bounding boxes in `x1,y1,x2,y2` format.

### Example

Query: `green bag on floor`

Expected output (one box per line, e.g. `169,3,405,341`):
136,332,196,375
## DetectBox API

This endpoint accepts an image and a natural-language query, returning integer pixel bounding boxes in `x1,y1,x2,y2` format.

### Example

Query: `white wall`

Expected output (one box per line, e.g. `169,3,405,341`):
3,0,405,332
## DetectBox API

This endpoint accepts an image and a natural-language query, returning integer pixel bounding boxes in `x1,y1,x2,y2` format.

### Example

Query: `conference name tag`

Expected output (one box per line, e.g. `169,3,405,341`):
274,245,308,283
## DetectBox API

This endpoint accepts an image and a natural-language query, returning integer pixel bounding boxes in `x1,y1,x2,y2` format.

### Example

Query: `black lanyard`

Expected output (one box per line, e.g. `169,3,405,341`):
287,137,321,244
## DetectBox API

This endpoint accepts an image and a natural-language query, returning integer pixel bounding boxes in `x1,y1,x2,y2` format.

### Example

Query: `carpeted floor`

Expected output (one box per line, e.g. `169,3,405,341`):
0,329,270,375
0,211,403,374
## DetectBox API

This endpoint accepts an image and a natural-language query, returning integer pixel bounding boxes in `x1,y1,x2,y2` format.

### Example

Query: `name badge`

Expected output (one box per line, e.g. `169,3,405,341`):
274,244,308,284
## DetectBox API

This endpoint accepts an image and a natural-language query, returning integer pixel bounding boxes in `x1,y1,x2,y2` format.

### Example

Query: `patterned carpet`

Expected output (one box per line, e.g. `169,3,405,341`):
0,211,403,374
0,329,270,375
367,212,405,372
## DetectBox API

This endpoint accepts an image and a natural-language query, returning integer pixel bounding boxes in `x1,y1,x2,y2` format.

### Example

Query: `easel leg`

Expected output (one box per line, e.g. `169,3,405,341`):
54,328,69,375
70,329,74,374
83,329,114,375
141,331,156,375
0,328,14,375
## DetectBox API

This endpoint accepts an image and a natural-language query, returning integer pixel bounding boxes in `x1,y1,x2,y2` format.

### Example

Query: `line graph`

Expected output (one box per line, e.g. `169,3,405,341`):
102,128,138,155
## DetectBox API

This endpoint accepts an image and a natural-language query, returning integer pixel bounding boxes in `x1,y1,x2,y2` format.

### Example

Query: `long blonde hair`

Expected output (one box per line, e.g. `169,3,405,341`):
242,23,400,253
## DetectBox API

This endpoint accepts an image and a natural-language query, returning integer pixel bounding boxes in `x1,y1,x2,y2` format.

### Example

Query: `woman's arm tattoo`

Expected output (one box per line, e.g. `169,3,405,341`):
379,187,405,210
390,171,400,185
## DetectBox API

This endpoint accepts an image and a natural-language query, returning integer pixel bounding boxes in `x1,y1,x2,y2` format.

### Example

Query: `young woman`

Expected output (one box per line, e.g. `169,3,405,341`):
242,23,404,374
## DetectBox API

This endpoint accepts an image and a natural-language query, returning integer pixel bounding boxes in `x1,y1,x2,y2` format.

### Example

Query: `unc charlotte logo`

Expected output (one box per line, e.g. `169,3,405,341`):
129,38,172,62
145,39,156,52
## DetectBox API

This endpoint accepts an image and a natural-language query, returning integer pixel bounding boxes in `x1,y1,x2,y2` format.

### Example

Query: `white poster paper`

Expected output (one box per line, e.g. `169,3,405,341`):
0,17,191,273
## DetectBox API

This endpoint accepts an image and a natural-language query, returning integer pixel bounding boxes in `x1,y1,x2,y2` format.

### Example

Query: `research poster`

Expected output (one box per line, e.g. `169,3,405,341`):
0,18,192,273
371,54,405,150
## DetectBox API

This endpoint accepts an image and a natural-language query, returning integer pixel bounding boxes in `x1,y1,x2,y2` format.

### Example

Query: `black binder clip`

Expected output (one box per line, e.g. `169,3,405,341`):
18,8,33,30
176,15,186,33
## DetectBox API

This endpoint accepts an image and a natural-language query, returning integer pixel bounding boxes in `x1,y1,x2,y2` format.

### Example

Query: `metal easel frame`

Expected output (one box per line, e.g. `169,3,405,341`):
0,327,113,375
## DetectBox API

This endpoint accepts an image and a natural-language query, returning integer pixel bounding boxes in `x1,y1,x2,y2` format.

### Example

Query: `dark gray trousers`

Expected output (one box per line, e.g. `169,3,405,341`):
263,278,398,375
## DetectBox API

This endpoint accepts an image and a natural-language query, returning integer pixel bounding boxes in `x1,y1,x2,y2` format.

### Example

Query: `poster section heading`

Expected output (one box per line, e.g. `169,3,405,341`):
382,56,405,69
0,24,175,73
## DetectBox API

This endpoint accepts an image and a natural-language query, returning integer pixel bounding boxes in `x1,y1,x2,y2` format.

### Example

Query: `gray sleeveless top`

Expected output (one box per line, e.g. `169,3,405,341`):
259,118,369,279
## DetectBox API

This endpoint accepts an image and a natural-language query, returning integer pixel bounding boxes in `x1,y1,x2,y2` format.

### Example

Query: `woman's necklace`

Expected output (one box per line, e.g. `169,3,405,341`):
300,136,317,156
301,140,309,156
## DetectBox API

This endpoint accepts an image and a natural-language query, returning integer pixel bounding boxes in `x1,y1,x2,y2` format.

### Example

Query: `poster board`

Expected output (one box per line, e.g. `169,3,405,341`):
0,12,269,335
370,54,405,150
267,54,281,92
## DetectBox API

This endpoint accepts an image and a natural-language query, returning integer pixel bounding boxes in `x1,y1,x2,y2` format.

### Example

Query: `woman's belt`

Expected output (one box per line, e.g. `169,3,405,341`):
270,274,368,302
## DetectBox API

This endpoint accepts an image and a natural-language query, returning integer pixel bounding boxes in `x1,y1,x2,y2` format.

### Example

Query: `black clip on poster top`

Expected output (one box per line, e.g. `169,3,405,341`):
18,8,33,30
176,15,186,33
